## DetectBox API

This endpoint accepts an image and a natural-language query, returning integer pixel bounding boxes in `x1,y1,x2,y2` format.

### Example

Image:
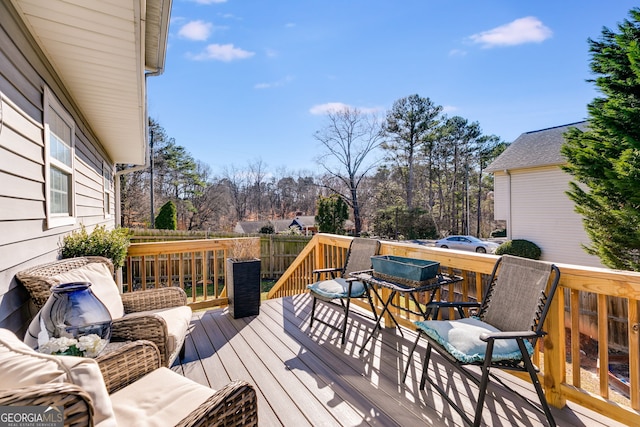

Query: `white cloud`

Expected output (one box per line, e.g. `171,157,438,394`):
189,44,255,61
442,105,458,114
285,23,296,28
255,76,294,89
469,16,552,48
310,102,379,115
179,20,213,41
449,49,467,57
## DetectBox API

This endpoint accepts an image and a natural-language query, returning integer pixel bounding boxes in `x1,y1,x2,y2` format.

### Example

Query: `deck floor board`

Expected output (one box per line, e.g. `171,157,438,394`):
174,294,626,427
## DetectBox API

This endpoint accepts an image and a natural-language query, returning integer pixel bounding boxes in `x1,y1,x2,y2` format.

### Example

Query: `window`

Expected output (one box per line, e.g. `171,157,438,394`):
103,161,113,218
44,87,76,228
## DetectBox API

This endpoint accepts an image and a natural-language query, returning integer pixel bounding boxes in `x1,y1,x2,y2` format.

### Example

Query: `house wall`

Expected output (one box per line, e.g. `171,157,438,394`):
0,2,115,335
493,174,510,222
492,166,604,268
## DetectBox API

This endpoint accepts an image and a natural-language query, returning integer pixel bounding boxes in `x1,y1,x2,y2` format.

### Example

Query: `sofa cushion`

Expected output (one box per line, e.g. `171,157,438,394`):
307,278,366,299
414,317,534,364
110,367,215,426
145,306,191,357
51,262,125,320
0,328,117,427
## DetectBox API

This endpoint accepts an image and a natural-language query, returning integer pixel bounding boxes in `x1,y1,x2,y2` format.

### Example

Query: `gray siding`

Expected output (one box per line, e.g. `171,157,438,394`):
0,2,115,335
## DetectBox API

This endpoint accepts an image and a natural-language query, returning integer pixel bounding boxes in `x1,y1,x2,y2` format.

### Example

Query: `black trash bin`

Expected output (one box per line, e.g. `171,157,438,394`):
226,258,261,319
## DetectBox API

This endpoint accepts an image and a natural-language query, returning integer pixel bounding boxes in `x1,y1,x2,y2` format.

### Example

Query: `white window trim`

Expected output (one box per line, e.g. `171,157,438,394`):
103,161,113,219
44,86,76,229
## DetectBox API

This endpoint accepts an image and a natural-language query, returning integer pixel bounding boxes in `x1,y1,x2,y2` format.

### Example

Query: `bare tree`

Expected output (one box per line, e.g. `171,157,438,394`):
247,159,269,220
314,107,384,235
222,165,250,222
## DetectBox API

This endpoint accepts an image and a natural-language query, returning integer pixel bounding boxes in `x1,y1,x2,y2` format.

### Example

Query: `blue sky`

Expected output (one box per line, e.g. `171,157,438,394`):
148,0,639,174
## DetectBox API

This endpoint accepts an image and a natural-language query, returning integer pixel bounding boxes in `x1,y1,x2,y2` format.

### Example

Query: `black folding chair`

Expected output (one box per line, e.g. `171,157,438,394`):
307,237,380,345
403,255,561,427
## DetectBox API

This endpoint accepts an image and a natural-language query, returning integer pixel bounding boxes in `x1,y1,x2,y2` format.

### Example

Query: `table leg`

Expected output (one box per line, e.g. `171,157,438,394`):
359,290,399,354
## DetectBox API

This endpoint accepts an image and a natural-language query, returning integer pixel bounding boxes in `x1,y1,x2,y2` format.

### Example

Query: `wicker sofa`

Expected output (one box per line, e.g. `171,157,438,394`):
16,256,191,367
0,330,258,426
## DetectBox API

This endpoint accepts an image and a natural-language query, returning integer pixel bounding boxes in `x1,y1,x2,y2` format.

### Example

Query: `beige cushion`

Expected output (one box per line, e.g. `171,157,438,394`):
0,328,117,427
110,367,215,426
139,306,191,356
51,262,125,320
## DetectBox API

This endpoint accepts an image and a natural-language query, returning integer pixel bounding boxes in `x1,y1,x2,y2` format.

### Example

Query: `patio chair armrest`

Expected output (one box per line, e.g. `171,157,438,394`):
426,301,481,309
97,340,162,394
0,383,94,423
121,287,187,312
312,267,343,280
479,330,539,341
175,380,258,427
111,315,171,367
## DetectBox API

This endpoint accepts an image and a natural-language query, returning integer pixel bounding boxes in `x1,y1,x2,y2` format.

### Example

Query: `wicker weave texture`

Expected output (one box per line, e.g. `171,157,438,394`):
121,287,187,312
97,340,161,394
0,383,94,427
176,380,258,427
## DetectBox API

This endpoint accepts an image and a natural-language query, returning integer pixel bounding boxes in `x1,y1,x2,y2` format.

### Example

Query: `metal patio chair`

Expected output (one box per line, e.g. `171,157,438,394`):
402,255,561,427
307,237,380,345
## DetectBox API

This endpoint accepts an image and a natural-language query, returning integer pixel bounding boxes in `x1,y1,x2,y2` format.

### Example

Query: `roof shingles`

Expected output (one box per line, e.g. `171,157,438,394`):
486,121,588,172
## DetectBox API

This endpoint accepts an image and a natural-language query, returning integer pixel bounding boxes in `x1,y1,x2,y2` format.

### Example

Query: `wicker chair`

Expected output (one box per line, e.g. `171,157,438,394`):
16,256,191,367
0,332,258,427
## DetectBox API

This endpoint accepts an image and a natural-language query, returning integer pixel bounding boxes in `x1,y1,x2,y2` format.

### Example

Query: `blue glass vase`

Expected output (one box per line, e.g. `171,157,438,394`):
25,282,112,357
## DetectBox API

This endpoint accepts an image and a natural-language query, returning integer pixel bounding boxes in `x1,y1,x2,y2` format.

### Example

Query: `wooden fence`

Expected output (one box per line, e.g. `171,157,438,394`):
130,229,310,280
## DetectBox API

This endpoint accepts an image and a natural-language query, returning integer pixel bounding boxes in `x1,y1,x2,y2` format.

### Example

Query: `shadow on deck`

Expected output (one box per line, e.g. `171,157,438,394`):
172,294,624,427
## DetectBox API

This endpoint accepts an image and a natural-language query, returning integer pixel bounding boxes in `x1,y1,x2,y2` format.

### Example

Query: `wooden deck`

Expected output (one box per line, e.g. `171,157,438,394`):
172,294,625,426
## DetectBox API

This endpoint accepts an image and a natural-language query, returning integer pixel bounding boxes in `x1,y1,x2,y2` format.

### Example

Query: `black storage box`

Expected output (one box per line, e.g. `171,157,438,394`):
226,258,261,319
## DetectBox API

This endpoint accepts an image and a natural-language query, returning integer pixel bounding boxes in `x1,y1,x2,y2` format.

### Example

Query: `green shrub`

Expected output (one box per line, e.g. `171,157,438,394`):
60,225,132,269
491,228,507,238
155,201,177,230
259,223,275,234
495,239,541,260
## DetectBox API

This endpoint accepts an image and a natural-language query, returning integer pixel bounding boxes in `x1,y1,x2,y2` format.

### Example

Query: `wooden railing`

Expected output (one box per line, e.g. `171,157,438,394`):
129,230,311,280
122,237,260,311
267,233,640,426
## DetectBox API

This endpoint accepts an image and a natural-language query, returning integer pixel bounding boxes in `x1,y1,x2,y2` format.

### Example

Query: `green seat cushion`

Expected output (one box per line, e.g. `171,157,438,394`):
415,317,533,364
307,278,366,299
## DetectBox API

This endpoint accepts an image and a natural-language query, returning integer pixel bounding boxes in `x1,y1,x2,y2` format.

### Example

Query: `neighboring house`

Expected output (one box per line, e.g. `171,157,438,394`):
291,216,318,235
234,219,294,234
234,216,320,235
0,1,171,332
486,121,604,268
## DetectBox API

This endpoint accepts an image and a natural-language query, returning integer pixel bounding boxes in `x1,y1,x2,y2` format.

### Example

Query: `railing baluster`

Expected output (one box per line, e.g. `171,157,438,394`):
598,293,609,398
570,289,581,387
629,298,639,409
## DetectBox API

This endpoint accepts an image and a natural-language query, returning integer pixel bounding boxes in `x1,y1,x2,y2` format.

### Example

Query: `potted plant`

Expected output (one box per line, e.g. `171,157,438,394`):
60,225,132,269
226,238,261,319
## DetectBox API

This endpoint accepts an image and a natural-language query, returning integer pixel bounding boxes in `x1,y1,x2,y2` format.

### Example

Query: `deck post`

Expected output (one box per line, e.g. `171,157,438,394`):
544,283,567,408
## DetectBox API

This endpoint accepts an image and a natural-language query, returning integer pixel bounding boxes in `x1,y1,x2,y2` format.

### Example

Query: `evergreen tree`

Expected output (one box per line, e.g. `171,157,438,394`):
382,94,442,210
316,194,349,234
561,8,640,270
155,201,178,230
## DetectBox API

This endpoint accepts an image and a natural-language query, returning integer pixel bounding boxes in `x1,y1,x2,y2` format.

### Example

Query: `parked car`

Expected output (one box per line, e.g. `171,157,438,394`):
434,235,500,253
